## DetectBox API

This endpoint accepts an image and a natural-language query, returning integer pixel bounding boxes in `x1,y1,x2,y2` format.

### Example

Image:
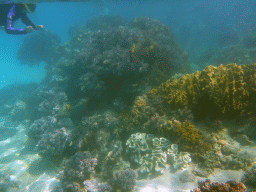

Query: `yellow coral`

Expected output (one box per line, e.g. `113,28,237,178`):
148,70,201,108
134,96,146,108
200,64,249,113
148,63,256,114
173,121,202,146
131,96,149,124
130,38,160,63
62,103,72,115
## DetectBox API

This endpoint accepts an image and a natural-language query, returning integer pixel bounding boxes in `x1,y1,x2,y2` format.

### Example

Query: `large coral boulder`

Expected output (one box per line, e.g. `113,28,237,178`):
48,16,190,108
148,63,256,119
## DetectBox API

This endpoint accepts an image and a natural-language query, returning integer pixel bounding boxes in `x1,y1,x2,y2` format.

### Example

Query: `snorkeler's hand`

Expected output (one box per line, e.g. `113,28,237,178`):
25,26,33,33
36,25,44,30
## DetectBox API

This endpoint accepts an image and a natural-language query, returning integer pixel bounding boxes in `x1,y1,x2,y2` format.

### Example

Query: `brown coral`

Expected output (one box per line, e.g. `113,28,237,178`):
130,94,165,128
200,64,248,113
148,71,201,108
167,121,203,152
148,63,256,118
191,179,246,192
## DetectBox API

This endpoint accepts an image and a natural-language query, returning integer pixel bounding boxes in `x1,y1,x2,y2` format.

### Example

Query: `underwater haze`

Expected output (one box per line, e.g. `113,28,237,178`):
0,0,256,192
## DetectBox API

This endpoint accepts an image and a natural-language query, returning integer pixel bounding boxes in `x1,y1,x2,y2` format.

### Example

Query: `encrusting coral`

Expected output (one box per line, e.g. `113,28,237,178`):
148,63,256,118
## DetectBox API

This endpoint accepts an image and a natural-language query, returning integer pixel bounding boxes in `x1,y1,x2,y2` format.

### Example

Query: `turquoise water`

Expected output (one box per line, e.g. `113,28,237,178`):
0,1,256,192
1,0,256,87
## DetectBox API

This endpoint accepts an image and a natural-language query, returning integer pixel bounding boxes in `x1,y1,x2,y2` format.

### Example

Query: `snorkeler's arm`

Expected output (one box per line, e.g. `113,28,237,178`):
20,14,37,30
5,5,28,35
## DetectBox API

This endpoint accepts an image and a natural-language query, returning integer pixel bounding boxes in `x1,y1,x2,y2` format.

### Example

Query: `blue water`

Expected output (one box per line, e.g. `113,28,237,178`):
1,0,256,88
1,1,256,191
0,2,102,88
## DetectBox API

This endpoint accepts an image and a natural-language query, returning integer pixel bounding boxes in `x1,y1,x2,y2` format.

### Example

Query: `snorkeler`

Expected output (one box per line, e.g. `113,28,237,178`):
0,3,44,35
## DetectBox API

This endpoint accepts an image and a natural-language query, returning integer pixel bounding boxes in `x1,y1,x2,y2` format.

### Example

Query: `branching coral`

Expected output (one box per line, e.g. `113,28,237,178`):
26,86,68,121
27,116,57,142
60,151,97,191
35,127,70,159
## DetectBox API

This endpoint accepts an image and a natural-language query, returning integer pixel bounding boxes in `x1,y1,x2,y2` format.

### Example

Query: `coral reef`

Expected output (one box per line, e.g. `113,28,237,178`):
131,17,171,36
35,127,70,159
60,151,97,191
3,12,256,192
148,63,256,119
97,140,125,181
172,107,194,123
196,131,254,175
4,99,27,122
83,179,112,192
69,112,124,181
71,112,120,150
47,16,190,119
191,179,246,192
27,116,58,142
81,112,119,134
67,23,82,37
126,133,191,177
130,94,165,130
241,91,256,140
36,90,68,118
16,31,61,66
111,169,137,192
167,121,202,152
27,116,74,160
25,86,68,121
77,26,147,93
